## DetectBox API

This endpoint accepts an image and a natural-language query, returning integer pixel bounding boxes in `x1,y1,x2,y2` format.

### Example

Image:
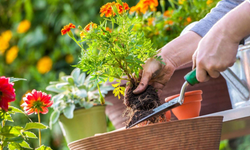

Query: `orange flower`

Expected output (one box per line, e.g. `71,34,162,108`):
186,17,192,23
106,27,112,33
147,17,155,26
61,23,76,35
130,0,158,14
80,22,97,39
21,89,52,115
163,10,174,18
17,20,31,33
165,20,174,25
100,2,129,17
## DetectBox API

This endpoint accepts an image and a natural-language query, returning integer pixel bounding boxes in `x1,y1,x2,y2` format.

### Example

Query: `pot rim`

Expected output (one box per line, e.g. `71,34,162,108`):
165,90,202,103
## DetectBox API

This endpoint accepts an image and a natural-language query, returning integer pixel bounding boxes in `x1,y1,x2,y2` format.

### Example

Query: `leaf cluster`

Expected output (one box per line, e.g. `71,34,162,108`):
0,107,48,149
46,68,113,125
77,11,159,87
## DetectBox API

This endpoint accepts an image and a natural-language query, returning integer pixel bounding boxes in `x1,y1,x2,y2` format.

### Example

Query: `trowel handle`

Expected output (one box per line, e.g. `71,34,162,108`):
184,68,199,86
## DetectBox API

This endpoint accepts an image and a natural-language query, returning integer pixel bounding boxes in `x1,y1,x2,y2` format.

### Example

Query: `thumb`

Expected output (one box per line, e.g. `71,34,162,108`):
133,72,151,94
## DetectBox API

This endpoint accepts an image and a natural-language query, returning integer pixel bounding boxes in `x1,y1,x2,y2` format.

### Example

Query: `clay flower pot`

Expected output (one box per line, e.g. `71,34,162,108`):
165,90,202,120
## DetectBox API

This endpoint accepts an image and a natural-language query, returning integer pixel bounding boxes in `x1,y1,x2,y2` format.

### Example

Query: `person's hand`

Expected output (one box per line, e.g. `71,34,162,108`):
133,57,176,96
192,27,238,82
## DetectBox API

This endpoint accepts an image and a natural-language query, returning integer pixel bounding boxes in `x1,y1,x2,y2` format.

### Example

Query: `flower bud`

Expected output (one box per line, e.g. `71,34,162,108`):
67,30,74,38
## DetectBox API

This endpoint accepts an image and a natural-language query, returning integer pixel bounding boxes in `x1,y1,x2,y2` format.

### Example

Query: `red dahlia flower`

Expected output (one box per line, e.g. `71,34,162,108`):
0,76,16,111
21,89,52,115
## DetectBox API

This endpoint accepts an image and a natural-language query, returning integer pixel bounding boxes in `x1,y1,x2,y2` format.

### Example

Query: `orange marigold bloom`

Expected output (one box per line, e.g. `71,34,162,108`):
100,2,129,17
206,0,213,5
106,27,112,33
165,20,174,25
147,17,155,26
80,22,98,39
163,10,174,18
61,23,76,35
130,0,158,14
186,17,192,23
21,89,52,115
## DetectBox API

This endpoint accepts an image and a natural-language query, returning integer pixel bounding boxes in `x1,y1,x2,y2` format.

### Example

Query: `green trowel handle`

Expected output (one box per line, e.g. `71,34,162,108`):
184,68,199,86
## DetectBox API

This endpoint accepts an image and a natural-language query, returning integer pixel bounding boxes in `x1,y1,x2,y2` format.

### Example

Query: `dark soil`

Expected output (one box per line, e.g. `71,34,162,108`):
123,83,166,128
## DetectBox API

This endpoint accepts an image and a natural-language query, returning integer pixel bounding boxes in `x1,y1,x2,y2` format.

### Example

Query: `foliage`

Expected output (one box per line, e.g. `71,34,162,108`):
46,68,113,125
64,0,164,99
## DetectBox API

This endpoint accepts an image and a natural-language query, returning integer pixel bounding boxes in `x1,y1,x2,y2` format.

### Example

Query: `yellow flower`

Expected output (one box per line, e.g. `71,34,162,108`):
2,30,12,42
17,20,31,33
37,56,53,74
65,54,74,64
0,37,9,55
178,0,185,4
0,30,12,55
206,0,213,5
6,46,19,64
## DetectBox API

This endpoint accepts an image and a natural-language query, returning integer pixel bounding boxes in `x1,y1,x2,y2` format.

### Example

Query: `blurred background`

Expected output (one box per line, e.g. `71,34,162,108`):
0,0,249,149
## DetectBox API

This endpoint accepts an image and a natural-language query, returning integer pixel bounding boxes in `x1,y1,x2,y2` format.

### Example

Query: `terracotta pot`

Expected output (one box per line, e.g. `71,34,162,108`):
165,90,202,120
165,111,171,121
68,116,223,150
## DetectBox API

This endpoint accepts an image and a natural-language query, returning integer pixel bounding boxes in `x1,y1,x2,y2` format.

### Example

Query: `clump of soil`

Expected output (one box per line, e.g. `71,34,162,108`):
123,82,166,128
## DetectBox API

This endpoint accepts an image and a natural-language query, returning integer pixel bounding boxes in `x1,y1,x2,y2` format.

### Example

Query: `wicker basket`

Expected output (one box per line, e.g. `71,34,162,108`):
68,116,223,150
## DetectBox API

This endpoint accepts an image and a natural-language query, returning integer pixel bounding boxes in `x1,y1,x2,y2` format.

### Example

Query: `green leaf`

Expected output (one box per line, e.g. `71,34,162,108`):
76,89,87,98
20,140,31,149
67,76,75,85
35,145,52,150
24,122,47,131
71,68,81,82
78,73,86,85
82,102,93,109
128,25,134,31
8,106,25,114
8,142,21,150
23,131,37,139
9,77,27,83
50,110,60,124
111,5,119,16
4,113,13,122
46,85,65,93
63,104,75,119
55,82,69,88
5,136,24,143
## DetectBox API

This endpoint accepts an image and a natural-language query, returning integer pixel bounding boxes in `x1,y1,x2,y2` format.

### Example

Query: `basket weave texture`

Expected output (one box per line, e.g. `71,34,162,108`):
68,116,223,150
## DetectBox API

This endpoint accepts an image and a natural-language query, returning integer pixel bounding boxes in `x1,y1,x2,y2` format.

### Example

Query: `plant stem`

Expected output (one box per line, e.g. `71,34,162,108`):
0,120,5,149
72,37,85,51
38,112,41,146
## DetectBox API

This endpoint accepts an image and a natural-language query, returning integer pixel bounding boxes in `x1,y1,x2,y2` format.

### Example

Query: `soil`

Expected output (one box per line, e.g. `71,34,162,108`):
123,83,166,128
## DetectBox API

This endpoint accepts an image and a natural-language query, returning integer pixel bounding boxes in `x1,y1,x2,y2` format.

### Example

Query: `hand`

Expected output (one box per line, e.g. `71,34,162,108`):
192,27,238,82
133,57,176,96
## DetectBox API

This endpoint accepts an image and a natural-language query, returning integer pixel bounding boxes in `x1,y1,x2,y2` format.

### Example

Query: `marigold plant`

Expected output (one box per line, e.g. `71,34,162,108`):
62,0,163,100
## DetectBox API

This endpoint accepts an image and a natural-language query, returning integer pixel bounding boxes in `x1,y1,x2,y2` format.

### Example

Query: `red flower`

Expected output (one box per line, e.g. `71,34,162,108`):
61,23,76,35
0,76,16,111
21,89,52,115
100,2,130,17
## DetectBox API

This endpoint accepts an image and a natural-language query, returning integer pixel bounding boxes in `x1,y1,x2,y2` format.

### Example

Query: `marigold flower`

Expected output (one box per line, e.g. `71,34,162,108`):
165,20,174,25
186,17,192,23
6,46,19,64
80,22,98,39
37,56,53,74
147,17,155,26
61,23,76,35
21,89,52,115
0,76,16,111
130,0,158,14
106,27,112,33
17,20,31,33
163,10,174,18
2,30,12,42
206,0,213,5
100,2,129,17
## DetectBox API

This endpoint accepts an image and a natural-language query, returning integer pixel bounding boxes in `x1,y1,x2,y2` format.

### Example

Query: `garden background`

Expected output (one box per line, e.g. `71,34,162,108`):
0,0,250,149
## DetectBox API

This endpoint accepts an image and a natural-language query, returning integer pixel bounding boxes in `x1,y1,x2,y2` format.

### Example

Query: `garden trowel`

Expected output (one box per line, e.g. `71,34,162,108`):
127,67,249,129
126,69,198,129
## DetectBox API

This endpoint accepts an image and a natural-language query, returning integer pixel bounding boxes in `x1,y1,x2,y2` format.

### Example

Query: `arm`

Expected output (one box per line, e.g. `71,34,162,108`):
190,0,244,37
194,1,250,82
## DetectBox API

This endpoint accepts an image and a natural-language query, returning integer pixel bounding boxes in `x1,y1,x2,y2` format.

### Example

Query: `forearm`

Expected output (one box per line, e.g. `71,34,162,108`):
159,31,202,68
218,1,250,42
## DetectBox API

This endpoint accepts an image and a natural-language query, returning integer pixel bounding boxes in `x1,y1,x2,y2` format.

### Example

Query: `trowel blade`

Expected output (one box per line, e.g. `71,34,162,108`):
127,97,181,129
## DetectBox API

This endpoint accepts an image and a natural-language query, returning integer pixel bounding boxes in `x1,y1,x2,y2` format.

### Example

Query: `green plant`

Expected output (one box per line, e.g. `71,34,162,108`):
46,68,113,126
62,0,164,100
